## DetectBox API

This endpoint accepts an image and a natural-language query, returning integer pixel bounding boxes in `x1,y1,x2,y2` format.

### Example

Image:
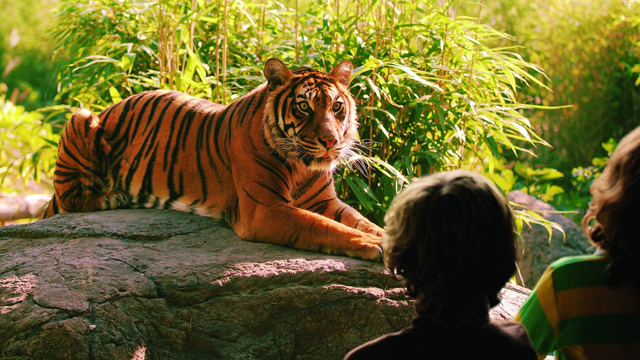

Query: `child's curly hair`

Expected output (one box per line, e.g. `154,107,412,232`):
382,170,516,325
582,125,640,290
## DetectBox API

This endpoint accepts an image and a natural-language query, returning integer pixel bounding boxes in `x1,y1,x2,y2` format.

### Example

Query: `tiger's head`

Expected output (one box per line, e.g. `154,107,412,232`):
263,58,359,172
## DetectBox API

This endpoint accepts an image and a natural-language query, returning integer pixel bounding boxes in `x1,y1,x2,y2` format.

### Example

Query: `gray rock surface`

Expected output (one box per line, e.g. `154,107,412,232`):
509,190,593,288
1,209,529,360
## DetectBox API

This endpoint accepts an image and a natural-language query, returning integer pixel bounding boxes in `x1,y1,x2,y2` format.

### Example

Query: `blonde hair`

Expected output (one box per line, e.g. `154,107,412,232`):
382,170,516,324
582,125,640,288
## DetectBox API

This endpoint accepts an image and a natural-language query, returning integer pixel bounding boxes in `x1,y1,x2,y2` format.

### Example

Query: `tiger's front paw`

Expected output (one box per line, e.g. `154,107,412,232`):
347,234,383,262
355,221,384,237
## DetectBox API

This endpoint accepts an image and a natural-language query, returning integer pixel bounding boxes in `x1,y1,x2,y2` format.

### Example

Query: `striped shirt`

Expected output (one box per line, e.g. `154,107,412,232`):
515,254,640,360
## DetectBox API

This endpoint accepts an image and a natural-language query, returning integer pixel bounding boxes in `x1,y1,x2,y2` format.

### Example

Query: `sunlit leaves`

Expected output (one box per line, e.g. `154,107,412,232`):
46,0,556,229
0,95,59,193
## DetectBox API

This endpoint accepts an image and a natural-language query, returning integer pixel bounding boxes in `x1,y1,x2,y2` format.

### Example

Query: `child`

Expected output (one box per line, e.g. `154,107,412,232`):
516,126,640,359
345,170,536,359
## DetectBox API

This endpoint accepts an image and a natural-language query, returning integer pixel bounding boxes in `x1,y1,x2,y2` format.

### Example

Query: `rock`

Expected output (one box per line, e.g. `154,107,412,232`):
1,209,530,360
509,190,593,288
0,194,50,223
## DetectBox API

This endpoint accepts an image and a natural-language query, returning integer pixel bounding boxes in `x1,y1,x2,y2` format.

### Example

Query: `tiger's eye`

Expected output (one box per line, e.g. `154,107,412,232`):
332,102,343,112
297,101,310,112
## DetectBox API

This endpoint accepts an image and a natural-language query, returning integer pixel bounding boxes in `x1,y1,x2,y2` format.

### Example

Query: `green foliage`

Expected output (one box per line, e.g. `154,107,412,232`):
571,138,616,195
506,138,618,225
0,0,59,109
481,0,640,174
513,164,565,203
0,86,59,194
563,138,617,221
48,0,551,225
52,0,219,111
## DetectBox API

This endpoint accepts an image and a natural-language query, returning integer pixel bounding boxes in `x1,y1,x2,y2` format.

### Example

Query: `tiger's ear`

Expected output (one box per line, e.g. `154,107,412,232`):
264,58,292,91
329,60,353,88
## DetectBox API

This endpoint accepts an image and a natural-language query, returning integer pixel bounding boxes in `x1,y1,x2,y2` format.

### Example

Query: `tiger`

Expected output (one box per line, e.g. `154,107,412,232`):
42,58,383,260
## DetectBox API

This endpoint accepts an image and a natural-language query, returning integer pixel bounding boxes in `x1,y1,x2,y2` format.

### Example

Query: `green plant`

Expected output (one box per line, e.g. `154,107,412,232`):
0,0,59,109
44,0,554,228
507,137,618,225
512,163,564,203
562,138,617,220
0,85,60,194
482,0,640,174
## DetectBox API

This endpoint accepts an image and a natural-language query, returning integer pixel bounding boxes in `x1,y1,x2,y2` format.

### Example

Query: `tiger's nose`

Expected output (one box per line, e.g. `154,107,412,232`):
320,138,337,149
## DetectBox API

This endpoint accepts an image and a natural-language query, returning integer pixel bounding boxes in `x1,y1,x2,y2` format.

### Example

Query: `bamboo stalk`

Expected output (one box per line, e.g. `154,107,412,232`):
386,0,394,81
455,0,484,168
295,0,299,63
369,112,373,188
190,0,196,52
222,0,229,87
467,0,483,91
374,1,381,58
369,0,384,186
355,0,360,34
215,0,221,102
157,3,166,88
182,0,197,86
260,0,266,59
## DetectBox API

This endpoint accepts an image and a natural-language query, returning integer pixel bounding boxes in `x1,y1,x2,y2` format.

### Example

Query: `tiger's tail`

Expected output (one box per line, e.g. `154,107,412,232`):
41,194,60,219
41,108,124,219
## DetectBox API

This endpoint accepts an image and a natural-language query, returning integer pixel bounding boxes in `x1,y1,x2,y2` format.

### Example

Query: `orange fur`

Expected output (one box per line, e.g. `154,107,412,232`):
42,59,383,260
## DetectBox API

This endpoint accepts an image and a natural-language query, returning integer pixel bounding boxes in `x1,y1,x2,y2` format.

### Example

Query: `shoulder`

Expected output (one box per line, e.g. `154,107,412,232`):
343,330,410,360
490,320,534,345
485,320,537,359
344,329,423,360
547,254,608,291
549,253,608,270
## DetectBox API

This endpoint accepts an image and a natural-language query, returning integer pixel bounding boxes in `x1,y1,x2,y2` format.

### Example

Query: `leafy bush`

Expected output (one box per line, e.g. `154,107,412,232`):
512,164,565,203
0,85,59,194
0,0,59,109
503,138,617,225
562,138,617,222
481,0,640,174
48,0,551,225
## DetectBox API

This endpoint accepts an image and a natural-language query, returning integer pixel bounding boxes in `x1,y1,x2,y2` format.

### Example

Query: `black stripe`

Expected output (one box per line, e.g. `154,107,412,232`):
106,92,145,141
254,156,290,190
143,93,178,159
222,98,244,152
238,89,266,126
98,102,118,125
181,99,211,150
195,121,209,202
335,206,347,223
307,198,334,214
137,142,158,204
213,105,232,169
204,111,221,170
164,98,191,171
291,171,323,200
242,188,267,206
286,228,303,247
165,99,199,201
128,94,157,144
278,91,296,135
255,182,291,203
108,94,148,160
298,177,333,207
223,198,240,225
51,197,59,213
62,136,92,168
